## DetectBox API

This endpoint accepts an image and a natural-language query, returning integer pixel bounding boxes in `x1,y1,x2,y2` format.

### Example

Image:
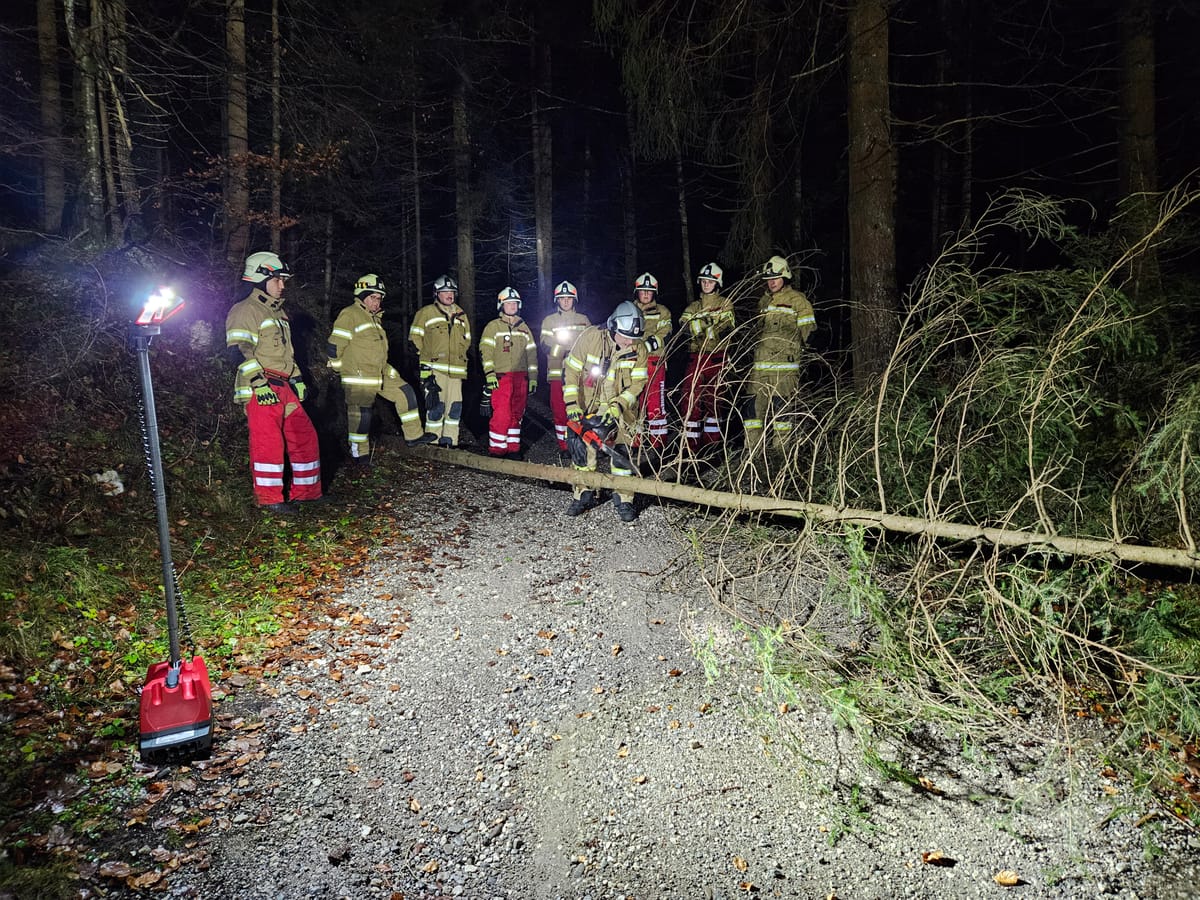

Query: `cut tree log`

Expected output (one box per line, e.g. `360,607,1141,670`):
397,445,1200,570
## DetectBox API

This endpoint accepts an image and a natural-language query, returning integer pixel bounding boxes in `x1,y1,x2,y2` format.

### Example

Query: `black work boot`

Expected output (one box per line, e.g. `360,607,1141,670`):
565,490,594,517
406,432,437,447
613,497,638,523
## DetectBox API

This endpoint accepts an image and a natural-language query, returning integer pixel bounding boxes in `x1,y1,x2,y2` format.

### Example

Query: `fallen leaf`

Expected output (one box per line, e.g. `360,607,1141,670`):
421,860,439,874
633,775,648,784
918,777,942,795
921,850,956,867
611,644,622,657
668,668,683,677
408,797,421,813
537,629,557,640
99,861,133,879
536,648,552,657
993,870,1021,886
616,744,630,759
733,856,749,872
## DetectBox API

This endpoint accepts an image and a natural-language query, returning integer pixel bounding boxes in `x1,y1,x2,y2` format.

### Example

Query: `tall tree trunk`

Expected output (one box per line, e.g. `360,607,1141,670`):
621,111,638,288
411,105,423,314
677,152,694,306
453,79,476,325
225,0,250,264
101,0,141,241
745,32,774,261
1118,0,1159,304
270,0,282,248
580,135,592,301
37,0,66,235
532,39,553,310
847,0,898,390
63,0,105,245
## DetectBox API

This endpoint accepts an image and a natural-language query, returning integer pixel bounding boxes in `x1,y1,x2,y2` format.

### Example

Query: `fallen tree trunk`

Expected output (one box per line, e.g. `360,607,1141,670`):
397,445,1200,570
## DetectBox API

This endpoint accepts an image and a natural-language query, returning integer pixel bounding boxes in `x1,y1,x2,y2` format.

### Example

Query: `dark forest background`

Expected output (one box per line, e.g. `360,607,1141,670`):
3,0,1197,372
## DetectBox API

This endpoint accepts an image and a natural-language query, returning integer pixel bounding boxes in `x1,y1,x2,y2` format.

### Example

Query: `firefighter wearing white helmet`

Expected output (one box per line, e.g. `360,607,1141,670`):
225,251,322,513
409,274,472,447
560,301,649,523
479,287,538,457
632,272,673,450
328,274,435,466
678,262,736,451
746,254,816,446
540,279,592,459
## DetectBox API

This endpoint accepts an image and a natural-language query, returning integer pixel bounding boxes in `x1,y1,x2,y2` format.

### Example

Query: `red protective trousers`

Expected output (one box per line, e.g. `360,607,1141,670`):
488,372,528,456
637,356,668,448
245,380,322,505
680,351,725,451
548,379,569,451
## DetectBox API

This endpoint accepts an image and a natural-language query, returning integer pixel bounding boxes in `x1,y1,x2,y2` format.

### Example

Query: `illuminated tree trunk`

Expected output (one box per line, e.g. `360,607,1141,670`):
63,0,105,245
847,0,898,389
621,112,638,286
411,104,423,314
37,0,65,234
270,0,282,249
532,38,553,309
453,78,476,324
677,153,694,305
225,0,250,264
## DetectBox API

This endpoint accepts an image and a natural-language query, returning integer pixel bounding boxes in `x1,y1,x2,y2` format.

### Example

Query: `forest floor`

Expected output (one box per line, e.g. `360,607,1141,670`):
42,404,1192,900
9,403,1200,900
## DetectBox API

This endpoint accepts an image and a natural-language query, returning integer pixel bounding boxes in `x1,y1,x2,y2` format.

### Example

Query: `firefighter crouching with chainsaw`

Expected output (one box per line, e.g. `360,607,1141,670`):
632,272,673,451
561,301,649,523
678,262,735,453
745,255,816,447
328,274,436,466
409,275,471,447
225,251,323,514
479,287,538,458
539,280,591,461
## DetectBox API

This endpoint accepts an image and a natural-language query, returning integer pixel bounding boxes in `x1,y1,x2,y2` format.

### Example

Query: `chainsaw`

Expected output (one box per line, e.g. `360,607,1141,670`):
565,414,633,471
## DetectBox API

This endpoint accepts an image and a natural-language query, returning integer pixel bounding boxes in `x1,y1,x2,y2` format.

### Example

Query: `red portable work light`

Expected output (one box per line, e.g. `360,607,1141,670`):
131,288,214,763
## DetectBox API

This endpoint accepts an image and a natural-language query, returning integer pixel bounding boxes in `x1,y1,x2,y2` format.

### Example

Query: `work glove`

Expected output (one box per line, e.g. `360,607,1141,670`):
253,383,279,406
420,362,437,388
528,378,538,395
566,405,583,423
644,335,661,353
485,372,499,390
602,403,622,425
480,389,493,418
291,379,307,402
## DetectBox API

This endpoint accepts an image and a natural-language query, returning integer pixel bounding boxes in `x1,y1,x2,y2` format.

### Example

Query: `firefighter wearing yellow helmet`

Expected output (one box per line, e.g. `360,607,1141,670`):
745,255,816,446
224,251,323,513
678,262,735,452
328,274,436,467
409,275,472,447
632,272,673,449
479,287,538,457
540,280,592,460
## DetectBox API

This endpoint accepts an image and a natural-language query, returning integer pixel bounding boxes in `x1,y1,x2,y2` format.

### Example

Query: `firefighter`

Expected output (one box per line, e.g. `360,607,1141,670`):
746,255,816,446
561,301,649,523
539,280,592,460
409,275,472,447
632,272,672,450
678,262,736,452
328,274,436,466
479,287,538,458
225,251,323,513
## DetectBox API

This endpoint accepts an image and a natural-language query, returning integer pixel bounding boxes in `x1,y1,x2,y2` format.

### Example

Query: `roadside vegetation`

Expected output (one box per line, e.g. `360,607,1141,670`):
676,189,1200,831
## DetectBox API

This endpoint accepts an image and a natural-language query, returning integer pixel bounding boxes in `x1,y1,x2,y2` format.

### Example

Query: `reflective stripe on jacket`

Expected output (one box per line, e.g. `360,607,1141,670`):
225,288,298,403
409,301,472,378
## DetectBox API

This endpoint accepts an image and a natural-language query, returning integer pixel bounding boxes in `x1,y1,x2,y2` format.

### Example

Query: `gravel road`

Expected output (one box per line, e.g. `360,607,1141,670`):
144,418,1197,900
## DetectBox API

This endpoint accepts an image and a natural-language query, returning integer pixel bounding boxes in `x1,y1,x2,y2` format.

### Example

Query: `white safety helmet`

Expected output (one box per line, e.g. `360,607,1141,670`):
433,274,458,296
633,272,658,293
242,251,292,283
606,300,645,338
554,280,578,302
497,286,522,311
761,255,792,281
354,273,386,299
697,262,724,288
